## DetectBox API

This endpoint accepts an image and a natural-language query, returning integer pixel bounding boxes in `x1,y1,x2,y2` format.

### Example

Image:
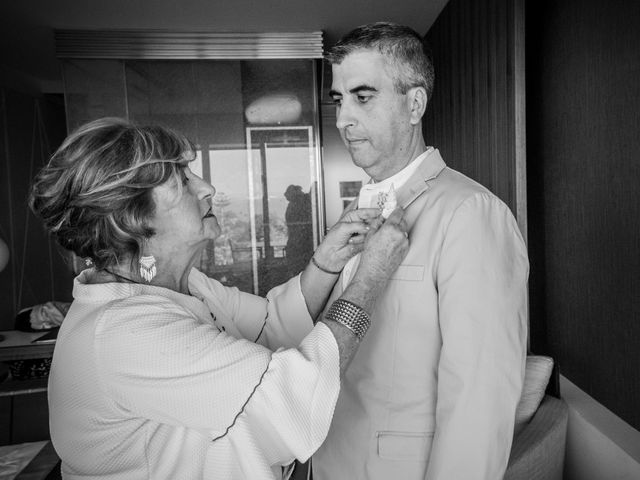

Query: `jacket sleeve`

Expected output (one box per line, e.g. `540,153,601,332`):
96,298,339,466
426,193,529,480
191,270,314,350
224,322,341,468
232,274,315,350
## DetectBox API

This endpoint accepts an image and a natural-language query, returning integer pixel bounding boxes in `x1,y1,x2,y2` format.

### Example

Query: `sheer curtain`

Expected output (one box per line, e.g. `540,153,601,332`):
60,36,323,294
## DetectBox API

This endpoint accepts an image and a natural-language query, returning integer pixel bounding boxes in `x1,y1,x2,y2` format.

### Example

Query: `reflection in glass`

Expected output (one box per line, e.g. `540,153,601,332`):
241,127,319,294
62,58,323,295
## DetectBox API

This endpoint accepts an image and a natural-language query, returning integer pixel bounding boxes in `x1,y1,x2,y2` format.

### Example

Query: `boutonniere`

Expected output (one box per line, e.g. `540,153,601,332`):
378,184,397,219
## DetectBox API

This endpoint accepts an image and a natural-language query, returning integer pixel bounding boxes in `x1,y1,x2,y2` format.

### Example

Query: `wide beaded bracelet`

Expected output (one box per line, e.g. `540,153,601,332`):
325,299,371,341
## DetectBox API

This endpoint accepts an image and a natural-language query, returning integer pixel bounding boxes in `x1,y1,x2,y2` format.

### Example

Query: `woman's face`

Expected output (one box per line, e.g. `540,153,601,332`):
148,166,221,258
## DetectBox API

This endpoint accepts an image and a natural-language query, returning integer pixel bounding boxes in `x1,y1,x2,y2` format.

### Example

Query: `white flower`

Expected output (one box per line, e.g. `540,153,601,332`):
380,184,397,219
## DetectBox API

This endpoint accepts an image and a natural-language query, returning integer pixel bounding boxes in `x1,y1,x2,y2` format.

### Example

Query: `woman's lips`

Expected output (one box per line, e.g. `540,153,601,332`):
203,207,215,218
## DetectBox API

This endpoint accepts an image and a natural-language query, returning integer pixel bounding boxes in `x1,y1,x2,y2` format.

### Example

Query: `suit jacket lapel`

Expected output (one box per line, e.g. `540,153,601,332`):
397,148,447,211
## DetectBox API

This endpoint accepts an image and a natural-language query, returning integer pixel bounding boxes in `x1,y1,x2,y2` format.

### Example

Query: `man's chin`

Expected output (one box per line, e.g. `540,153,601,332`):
350,153,376,170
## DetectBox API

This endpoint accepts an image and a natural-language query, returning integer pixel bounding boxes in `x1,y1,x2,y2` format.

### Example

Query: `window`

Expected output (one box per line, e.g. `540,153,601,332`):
58,32,324,294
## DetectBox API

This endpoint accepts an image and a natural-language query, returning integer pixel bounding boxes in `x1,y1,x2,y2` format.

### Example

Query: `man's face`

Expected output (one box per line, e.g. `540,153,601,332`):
330,49,415,181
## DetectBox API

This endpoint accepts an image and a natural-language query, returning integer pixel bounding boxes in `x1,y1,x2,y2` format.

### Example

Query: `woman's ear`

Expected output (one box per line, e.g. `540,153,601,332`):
407,87,428,125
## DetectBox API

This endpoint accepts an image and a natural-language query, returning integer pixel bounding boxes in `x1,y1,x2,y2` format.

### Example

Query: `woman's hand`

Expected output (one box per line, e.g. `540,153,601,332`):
345,207,410,313
321,207,409,377
311,208,381,274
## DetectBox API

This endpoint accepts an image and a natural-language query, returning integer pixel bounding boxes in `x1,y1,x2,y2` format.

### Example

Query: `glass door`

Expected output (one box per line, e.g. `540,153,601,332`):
242,126,320,294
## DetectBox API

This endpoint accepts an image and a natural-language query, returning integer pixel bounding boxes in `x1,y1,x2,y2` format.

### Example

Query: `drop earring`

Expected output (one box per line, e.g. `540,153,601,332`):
139,255,157,282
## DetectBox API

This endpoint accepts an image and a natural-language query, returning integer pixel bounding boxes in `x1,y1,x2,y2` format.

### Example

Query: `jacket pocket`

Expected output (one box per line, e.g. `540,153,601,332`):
389,264,425,281
377,431,433,461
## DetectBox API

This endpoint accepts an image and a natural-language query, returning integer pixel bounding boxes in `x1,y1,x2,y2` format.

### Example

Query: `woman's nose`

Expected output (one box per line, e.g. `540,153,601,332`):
193,175,216,200
203,183,216,201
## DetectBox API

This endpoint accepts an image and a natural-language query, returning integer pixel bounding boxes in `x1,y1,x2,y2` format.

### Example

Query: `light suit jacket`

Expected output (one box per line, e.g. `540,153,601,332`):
313,149,529,480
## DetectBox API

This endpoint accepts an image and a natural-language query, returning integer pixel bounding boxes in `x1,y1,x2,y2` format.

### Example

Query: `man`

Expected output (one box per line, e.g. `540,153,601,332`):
312,22,529,480
284,184,314,276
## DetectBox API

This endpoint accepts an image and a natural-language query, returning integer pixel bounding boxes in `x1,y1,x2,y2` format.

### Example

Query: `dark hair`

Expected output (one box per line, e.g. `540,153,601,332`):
29,117,195,270
326,21,435,100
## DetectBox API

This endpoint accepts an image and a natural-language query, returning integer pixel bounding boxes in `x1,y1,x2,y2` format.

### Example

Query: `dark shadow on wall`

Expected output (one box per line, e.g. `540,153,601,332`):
525,1,549,356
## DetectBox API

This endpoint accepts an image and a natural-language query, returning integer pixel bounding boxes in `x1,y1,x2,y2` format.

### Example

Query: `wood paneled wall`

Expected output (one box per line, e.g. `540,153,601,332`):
423,0,526,238
0,89,72,330
527,0,640,430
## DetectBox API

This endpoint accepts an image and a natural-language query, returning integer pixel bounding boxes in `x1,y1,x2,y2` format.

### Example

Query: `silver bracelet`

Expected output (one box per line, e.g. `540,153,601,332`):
325,299,370,341
311,256,342,275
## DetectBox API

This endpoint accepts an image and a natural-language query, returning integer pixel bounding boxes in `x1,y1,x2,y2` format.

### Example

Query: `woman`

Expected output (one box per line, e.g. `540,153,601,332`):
29,118,408,480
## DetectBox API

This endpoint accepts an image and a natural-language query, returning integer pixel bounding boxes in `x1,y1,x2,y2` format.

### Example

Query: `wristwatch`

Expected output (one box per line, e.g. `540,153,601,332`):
325,299,371,341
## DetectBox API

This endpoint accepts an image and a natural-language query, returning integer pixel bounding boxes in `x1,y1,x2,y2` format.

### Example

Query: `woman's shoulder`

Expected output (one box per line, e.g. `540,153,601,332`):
95,294,213,358
103,293,186,317
95,294,186,334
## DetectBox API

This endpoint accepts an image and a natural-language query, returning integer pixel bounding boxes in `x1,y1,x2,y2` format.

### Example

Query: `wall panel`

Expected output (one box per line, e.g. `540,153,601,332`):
424,0,525,238
527,0,640,430
0,89,71,330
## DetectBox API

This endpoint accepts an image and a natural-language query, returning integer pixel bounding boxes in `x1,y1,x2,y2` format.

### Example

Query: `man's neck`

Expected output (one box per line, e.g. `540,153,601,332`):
368,139,428,182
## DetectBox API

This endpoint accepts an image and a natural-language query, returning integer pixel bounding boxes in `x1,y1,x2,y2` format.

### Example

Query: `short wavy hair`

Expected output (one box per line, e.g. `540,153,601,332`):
29,117,195,271
326,22,435,101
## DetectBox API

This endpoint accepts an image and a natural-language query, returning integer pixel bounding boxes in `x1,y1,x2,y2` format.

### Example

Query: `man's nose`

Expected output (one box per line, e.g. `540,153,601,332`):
335,102,355,130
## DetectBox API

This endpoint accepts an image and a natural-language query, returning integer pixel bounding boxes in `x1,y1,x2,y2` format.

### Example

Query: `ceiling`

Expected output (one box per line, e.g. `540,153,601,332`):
0,0,449,92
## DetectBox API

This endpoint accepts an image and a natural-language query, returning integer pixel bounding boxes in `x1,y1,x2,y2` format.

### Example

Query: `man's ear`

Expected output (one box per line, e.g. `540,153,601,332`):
407,87,427,125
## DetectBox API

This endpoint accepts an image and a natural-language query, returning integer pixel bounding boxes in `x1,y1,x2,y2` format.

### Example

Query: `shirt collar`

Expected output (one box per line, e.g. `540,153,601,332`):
358,147,442,209
362,147,434,192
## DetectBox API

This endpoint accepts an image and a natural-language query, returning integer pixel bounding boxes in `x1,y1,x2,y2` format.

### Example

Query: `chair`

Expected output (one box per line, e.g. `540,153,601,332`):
504,356,569,480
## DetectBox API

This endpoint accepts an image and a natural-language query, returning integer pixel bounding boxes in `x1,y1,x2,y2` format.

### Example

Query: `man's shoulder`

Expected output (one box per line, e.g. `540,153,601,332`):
428,165,498,206
412,149,488,196
439,166,490,192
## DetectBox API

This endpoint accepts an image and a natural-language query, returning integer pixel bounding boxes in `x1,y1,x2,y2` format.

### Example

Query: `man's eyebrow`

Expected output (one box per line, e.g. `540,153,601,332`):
329,85,378,97
350,85,378,94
